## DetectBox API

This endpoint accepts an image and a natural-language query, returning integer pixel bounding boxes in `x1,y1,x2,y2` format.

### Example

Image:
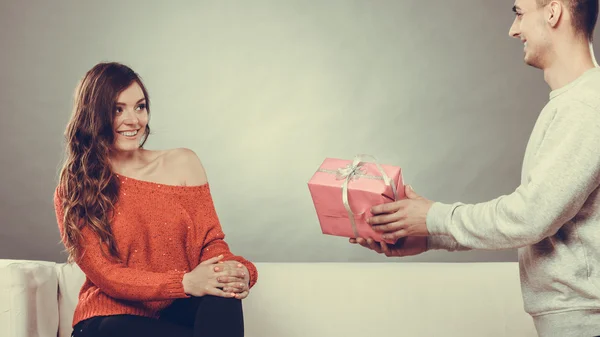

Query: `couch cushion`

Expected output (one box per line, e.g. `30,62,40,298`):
242,262,538,337
53,261,538,337
0,259,59,337
55,262,86,337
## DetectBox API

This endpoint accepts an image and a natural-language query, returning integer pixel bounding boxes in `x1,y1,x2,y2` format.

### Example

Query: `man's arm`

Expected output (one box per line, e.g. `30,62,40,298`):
427,235,471,251
427,100,600,250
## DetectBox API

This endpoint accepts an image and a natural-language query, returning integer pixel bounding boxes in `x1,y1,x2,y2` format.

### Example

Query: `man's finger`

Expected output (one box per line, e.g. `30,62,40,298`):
404,185,423,200
357,238,370,248
357,238,374,250
372,221,404,233
366,238,383,253
380,241,392,256
368,212,402,226
383,229,408,241
391,243,409,257
371,201,403,215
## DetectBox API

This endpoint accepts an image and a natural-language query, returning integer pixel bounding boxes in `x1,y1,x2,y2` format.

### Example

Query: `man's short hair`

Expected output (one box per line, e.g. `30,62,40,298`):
537,0,599,40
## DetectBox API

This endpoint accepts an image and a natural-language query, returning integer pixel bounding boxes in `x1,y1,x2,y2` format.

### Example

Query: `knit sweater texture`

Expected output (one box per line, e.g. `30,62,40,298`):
54,174,258,328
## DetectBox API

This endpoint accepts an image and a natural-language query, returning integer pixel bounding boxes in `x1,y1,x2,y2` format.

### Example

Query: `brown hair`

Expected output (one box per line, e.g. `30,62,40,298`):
58,62,151,263
537,0,599,40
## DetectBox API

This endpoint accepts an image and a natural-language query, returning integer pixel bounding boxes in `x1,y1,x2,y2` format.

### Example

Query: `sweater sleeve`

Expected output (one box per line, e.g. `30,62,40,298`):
193,186,259,289
54,189,189,301
427,235,471,251
426,100,600,250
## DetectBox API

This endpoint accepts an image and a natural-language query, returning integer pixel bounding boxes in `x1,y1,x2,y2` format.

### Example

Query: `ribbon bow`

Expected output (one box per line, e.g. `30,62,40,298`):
335,161,367,181
320,155,398,238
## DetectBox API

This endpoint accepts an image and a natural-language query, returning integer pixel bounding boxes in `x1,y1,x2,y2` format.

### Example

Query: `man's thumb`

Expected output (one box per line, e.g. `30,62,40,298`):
405,184,421,199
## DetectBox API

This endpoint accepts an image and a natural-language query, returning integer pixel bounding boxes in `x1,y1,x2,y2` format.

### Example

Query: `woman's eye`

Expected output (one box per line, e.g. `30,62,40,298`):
115,107,123,114
136,103,147,111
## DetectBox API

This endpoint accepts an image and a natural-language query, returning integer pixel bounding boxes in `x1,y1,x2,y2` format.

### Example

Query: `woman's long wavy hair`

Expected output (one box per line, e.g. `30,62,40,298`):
58,62,151,263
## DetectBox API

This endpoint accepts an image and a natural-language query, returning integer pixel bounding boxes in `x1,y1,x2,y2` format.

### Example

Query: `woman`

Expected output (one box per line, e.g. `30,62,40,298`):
54,62,258,337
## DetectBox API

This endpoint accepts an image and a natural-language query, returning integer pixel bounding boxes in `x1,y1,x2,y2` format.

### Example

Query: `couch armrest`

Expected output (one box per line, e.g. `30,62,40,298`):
56,262,86,337
0,259,59,337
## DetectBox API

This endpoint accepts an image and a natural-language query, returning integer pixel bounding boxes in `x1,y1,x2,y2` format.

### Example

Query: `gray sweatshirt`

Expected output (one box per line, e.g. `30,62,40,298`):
426,67,600,337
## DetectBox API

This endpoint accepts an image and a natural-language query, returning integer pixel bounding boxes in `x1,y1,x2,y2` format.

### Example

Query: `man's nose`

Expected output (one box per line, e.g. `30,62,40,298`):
508,19,520,38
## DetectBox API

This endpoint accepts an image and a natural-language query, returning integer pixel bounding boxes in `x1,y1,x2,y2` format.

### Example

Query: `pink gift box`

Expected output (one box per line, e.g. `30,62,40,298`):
308,155,405,244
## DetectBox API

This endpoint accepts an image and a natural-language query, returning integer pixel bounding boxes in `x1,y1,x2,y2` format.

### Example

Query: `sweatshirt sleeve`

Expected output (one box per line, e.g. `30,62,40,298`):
426,100,600,250
427,235,471,251
192,186,259,289
54,189,189,301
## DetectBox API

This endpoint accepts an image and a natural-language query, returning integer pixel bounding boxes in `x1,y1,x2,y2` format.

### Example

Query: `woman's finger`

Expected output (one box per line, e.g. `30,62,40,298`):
223,285,246,294
200,254,224,265
217,275,245,283
234,290,249,300
206,285,236,298
214,265,246,278
224,281,247,291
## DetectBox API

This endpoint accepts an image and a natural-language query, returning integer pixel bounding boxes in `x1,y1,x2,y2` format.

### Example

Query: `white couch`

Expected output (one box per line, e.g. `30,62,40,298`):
0,259,539,337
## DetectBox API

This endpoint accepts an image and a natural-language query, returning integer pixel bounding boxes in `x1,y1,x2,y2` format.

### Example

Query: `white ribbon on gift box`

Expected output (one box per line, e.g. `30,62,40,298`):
317,154,398,238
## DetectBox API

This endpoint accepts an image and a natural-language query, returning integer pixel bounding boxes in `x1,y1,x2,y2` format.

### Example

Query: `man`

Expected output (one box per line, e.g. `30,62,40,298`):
350,0,600,336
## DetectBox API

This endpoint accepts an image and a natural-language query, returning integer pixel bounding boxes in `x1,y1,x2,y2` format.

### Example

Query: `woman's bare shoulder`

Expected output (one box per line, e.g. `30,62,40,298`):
162,148,208,186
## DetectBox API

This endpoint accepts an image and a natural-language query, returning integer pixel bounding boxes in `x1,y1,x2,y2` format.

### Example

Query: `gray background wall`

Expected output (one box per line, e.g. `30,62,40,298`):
2,0,590,263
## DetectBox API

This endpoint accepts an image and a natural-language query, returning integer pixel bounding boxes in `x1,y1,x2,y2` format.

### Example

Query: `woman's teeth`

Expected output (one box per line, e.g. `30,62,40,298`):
119,130,138,137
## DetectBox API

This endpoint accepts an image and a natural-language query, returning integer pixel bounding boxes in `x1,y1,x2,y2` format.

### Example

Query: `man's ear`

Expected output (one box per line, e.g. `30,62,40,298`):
547,0,564,28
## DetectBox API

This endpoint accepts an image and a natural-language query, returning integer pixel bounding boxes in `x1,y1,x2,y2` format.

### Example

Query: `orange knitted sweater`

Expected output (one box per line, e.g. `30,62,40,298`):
53,174,258,327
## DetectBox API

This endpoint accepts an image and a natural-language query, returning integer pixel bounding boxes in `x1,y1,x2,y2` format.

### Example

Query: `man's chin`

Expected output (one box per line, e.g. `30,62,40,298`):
524,56,542,69
523,53,543,69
